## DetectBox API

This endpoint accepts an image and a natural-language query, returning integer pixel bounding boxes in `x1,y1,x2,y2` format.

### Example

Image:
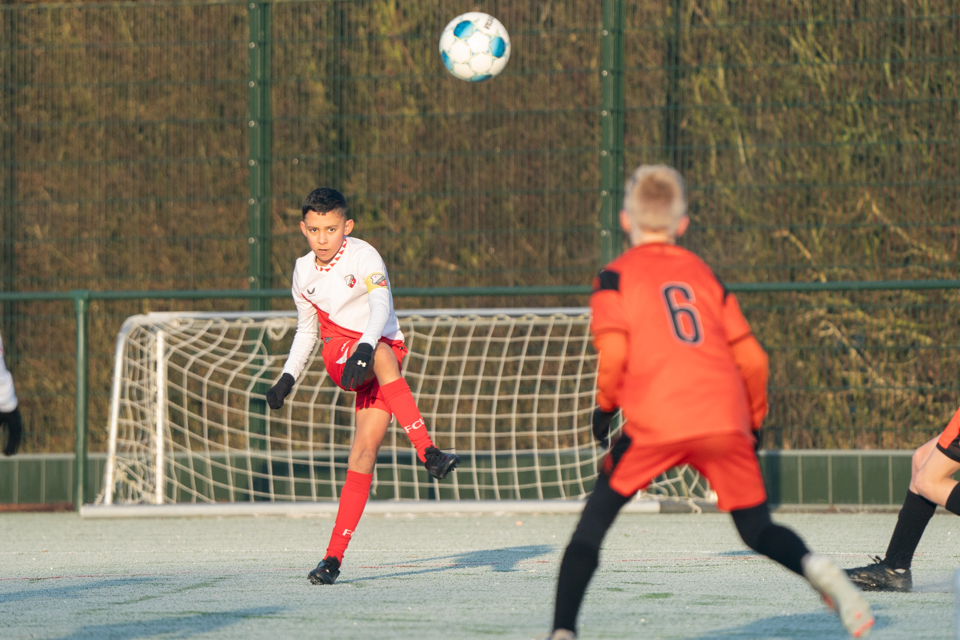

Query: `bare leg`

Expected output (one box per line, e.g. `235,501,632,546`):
317,405,392,576
912,438,960,507
351,341,402,387
310,347,407,585
348,406,391,473
371,342,402,385
846,436,956,590
349,340,457,476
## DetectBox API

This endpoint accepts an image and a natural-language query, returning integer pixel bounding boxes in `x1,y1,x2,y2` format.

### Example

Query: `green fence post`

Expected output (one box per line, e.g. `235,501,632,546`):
72,290,89,511
1,4,18,362
663,0,684,169
247,5,273,487
600,0,626,265
248,1,272,312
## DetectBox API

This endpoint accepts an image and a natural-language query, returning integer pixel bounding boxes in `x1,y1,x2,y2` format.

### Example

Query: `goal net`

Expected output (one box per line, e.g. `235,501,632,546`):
98,309,712,507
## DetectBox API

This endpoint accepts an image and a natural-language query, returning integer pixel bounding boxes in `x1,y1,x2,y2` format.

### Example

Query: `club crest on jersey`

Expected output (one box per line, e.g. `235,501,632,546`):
365,272,388,292
344,274,357,288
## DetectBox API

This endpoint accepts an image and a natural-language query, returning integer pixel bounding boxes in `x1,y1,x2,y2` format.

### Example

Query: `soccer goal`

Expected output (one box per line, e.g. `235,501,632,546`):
97,308,713,509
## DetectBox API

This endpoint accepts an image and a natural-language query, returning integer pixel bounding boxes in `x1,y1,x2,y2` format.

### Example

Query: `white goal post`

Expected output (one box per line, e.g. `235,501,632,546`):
97,308,712,509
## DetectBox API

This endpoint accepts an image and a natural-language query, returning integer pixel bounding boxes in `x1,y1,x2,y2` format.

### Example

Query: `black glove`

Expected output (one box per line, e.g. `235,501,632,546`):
753,430,762,453
1,407,22,456
266,373,296,410
342,343,375,391
592,407,618,448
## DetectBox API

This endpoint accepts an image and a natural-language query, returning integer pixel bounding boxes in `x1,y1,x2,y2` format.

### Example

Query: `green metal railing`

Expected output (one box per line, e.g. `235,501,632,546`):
3,279,959,510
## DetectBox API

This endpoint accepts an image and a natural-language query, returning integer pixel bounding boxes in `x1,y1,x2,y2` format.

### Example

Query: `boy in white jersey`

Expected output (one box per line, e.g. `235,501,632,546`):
0,331,22,456
266,187,459,585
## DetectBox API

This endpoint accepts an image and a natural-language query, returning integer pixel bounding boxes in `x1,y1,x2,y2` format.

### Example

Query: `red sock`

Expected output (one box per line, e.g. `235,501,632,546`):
325,470,373,561
381,378,434,462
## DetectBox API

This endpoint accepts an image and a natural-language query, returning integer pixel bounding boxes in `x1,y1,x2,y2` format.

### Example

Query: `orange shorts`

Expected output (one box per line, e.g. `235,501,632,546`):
936,406,960,463
321,335,408,414
603,431,767,512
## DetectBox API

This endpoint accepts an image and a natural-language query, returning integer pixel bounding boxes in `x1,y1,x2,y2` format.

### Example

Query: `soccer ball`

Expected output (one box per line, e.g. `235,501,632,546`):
438,12,511,82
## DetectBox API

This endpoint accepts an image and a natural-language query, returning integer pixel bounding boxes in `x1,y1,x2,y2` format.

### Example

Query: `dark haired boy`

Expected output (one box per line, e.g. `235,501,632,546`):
267,187,460,585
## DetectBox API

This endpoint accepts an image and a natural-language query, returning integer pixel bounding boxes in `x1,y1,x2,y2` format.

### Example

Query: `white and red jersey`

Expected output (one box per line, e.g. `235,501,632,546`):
281,236,403,380
0,332,18,413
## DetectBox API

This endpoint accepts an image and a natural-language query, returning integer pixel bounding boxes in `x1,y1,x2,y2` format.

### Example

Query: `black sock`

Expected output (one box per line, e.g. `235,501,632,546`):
884,490,937,570
553,541,599,633
945,483,960,516
732,503,810,576
552,474,630,633
757,524,810,576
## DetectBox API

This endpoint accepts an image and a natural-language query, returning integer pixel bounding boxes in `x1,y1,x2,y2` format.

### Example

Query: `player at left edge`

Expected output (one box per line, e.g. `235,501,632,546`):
0,330,23,456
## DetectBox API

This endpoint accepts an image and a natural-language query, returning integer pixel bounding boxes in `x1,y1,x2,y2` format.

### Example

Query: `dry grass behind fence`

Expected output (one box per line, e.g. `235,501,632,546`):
0,0,957,451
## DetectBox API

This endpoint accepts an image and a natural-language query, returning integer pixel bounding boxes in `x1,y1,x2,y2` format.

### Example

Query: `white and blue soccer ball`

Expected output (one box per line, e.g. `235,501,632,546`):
438,12,511,82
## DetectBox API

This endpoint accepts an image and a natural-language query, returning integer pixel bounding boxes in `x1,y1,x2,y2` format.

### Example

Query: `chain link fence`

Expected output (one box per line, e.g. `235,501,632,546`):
0,0,957,451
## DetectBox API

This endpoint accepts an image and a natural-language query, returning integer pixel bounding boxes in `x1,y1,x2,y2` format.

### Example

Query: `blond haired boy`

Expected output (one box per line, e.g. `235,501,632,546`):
548,166,873,639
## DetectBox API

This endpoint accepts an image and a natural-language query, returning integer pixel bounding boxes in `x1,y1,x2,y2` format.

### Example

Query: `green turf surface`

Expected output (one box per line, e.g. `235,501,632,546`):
0,511,954,639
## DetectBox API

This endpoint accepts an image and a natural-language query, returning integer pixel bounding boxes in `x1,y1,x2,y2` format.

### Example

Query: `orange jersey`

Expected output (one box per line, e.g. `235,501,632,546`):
591,243,761,446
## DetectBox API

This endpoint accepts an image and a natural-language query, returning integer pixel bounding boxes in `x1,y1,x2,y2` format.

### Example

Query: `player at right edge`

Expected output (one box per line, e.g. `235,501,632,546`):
547,166,874,639
845,406,960,591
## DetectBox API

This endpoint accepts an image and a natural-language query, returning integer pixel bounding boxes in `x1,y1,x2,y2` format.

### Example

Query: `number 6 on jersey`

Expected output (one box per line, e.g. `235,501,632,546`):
661,282,703,346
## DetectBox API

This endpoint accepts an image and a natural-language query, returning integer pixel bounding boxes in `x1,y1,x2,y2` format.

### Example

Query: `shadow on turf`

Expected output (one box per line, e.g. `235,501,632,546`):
0,577,156,603
684,608,888,639
48,606,284,640
341,544,555,583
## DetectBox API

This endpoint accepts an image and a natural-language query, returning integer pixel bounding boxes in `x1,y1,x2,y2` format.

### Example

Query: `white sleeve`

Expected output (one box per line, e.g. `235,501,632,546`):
359,287,390,347
0,333,18,413
281,267,319,381
358,249,392,347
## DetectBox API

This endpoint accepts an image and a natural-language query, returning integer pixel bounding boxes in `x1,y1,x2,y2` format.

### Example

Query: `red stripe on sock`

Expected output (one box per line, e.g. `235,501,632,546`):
325,470,373,561
381,378,433,462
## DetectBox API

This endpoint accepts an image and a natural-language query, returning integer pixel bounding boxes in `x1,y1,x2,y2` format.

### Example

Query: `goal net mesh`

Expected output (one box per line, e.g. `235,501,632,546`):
98,309,712,505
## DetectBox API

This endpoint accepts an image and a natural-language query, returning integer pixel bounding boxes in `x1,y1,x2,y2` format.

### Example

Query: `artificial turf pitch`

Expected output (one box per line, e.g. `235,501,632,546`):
0,510,954,639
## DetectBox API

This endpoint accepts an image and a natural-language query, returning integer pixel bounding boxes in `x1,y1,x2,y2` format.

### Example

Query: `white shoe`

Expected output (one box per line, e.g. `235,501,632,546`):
547,631,576,640
803,554,875,638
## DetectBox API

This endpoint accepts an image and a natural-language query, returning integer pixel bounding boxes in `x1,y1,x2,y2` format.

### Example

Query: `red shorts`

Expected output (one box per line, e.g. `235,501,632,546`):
936,406,960,463
321,335,408,414
603,431,767,512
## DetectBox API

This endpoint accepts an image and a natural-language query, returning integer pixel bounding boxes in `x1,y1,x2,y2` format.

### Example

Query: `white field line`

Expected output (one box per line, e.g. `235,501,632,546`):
80,499,667,519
